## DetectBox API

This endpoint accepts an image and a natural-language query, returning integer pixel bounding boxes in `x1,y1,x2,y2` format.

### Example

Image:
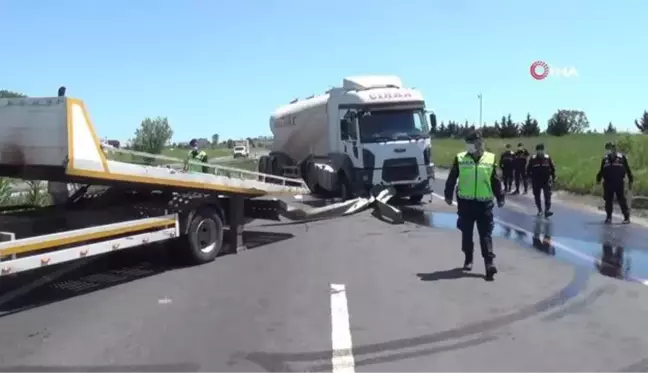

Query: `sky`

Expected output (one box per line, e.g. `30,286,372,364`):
2,0,647,143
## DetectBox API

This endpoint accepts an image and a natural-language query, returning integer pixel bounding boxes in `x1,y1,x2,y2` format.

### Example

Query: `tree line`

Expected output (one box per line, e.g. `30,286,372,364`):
432,109,648,139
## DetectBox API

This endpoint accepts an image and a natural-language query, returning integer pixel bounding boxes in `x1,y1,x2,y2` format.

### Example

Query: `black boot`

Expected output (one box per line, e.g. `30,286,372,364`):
604,216,612,224
623,215,631,224
463,253,473,271
545,210,554,218
485,260,498,281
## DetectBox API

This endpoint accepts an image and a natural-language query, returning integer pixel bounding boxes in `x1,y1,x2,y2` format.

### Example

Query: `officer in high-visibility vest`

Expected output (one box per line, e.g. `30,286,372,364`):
184,138,209,173
444,131,505,281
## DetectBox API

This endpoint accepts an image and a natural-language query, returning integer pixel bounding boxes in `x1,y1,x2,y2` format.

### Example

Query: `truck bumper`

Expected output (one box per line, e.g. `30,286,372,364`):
351,166,433,198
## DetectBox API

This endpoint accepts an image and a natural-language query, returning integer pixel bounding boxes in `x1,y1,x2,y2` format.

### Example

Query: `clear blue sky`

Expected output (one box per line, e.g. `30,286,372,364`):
3,0,646,142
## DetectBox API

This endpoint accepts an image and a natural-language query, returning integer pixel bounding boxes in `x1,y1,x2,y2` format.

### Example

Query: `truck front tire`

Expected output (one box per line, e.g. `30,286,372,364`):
184,207,224,264
409,194,424,204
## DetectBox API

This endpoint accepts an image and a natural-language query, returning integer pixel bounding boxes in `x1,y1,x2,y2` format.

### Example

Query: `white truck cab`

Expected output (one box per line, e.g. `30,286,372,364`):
264,76,436,202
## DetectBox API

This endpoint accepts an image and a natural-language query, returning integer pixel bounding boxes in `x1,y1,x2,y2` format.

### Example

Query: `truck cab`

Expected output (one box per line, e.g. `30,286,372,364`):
328,77,434,202
264,75,435,203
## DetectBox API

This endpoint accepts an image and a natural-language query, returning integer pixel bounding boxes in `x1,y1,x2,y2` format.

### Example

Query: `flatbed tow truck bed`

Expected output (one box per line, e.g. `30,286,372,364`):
0,97,332,276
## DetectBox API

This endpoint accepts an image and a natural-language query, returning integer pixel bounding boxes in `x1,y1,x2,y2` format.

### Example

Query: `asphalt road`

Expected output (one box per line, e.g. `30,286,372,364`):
2,193,648,371
430,172,648,283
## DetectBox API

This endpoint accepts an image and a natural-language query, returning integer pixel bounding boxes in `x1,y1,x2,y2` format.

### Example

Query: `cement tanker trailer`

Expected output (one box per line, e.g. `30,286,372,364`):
258,75,436,202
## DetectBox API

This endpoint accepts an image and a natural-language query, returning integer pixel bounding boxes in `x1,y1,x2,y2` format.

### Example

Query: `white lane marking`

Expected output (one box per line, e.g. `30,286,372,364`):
430,192,648,287
330,283,355,373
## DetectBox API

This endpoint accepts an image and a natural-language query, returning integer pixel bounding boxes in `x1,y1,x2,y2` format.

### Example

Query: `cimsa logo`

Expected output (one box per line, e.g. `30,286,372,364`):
530,61,579,80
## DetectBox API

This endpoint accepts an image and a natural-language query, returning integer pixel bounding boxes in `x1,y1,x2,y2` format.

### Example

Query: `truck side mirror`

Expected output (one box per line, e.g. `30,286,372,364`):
429,113,437,133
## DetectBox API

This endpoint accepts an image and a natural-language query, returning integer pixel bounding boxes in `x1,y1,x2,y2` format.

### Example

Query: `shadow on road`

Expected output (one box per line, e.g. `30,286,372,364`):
0,230,294,317
417,268,484,281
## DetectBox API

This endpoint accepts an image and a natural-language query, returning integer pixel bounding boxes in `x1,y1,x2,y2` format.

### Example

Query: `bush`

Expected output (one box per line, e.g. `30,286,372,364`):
432,134,648,197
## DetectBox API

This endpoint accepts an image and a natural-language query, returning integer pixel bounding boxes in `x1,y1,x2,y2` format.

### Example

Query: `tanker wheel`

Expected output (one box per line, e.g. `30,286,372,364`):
409,194,424,204
337,173,353,201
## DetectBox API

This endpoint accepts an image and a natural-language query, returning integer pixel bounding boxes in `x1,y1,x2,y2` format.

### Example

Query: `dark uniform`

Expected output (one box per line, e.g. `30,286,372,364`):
499,144,515,192
526,144,556,217
444,132,505,280
513,142,530,194
596,142,632,224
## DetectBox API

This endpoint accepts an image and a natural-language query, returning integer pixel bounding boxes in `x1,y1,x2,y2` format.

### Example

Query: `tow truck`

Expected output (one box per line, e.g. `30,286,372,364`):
0,96,402,277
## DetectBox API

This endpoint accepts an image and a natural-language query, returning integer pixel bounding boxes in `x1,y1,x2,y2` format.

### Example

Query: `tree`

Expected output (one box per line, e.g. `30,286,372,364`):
131,117,173,154
226,139,234,149
0,90,26,98
604,122,617,134
635,110,648,133
499,114,518,138
519,113,541,137
211,133,219,148
246,137,255,147
546,109,590,136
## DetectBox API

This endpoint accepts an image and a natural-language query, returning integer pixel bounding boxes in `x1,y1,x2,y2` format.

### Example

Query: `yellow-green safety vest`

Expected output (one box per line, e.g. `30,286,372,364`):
187,150,208,172
456,151,496,201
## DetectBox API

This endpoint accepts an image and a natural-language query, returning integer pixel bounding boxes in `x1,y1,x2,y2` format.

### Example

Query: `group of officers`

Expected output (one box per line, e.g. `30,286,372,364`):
444,131,634,280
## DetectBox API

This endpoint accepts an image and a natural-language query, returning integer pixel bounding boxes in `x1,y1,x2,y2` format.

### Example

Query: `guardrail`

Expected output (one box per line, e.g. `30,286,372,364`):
104,147,308,189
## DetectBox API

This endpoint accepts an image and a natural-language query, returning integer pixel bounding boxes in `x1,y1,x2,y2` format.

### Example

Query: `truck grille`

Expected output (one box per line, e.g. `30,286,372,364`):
382,158,419,182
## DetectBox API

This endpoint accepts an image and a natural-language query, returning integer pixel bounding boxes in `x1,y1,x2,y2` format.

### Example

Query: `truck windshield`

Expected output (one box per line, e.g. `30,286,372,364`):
358,109,428,143
234,146,245,151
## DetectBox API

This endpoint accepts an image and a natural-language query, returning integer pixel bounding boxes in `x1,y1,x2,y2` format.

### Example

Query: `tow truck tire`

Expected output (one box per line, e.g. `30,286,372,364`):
185,207,224,264
409,194,424,203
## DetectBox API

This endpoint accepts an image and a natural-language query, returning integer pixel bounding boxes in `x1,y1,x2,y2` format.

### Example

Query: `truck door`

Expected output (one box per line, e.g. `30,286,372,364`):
340,112,363,168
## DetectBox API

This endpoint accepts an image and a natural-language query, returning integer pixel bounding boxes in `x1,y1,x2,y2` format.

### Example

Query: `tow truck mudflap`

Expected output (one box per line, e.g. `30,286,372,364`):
249,186,404,224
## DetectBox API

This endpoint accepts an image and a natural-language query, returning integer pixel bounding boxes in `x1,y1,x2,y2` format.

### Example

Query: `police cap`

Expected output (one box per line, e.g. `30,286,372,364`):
536,143,545,150
605,141,615,149
517,142,524,147
189,138,198,147
464,131,482,143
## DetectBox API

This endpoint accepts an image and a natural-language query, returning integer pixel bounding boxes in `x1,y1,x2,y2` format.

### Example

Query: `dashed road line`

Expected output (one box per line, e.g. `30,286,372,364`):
330,283,355,373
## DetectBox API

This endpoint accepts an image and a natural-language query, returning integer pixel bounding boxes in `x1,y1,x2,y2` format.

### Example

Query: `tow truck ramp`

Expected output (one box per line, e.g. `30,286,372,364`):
0,97,404,276
0,96,308,197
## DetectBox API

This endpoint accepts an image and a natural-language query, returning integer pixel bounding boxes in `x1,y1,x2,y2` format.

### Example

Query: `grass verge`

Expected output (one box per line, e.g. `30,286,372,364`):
432,134,648,200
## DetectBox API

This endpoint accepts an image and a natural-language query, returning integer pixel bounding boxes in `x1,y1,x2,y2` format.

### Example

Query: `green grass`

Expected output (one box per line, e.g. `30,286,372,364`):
161,147,232,159
432,133,648,197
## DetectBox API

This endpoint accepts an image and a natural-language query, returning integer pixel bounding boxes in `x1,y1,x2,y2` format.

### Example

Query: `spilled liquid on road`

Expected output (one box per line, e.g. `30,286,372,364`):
401,207,648,284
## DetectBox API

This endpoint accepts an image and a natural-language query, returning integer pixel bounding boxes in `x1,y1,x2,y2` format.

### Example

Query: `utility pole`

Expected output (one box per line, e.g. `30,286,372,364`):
477,93,483,127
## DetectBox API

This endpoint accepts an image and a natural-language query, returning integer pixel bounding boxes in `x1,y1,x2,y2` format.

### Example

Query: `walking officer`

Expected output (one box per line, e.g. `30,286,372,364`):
184,139,209,173
444,131,505,281
499,144,515,192
512,142,530,194
526,143,556,218
596,141,633,224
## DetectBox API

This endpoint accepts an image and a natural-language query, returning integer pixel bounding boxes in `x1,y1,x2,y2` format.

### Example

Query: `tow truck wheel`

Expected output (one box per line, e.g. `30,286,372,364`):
185,207,224,264
409,194,424,204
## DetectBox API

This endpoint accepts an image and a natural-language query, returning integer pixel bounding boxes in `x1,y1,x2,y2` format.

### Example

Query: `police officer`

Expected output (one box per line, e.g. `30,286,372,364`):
512,142,530,194
185,139,209,173
526,143,556,218
499,144,515,192
596,141,633,224
444,131,505,280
